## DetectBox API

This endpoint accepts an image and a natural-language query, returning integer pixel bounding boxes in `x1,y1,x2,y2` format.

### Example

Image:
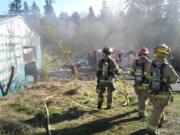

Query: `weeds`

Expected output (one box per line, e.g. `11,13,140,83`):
0,80,179,134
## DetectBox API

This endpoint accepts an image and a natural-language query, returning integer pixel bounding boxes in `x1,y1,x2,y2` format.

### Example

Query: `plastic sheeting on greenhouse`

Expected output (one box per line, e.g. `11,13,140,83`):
0,16,41,97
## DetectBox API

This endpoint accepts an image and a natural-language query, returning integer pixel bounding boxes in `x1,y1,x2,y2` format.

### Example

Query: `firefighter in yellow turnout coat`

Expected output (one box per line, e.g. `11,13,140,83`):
96,47,120,110
130,47,151,118
146,44,179,135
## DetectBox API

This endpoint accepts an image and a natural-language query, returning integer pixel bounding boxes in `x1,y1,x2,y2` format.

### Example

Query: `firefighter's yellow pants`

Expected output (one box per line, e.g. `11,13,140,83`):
147,91,171,132
134,85,149,117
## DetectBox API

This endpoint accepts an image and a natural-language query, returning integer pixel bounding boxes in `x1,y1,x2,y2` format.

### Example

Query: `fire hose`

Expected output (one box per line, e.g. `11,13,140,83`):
115,68,130,106
44,95,54,135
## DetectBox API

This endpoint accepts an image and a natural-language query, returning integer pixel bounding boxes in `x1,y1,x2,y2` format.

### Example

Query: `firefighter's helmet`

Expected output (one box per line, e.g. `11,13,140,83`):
154,44,170,58
155,44,170,55
102,47,113,55
138,47,149,56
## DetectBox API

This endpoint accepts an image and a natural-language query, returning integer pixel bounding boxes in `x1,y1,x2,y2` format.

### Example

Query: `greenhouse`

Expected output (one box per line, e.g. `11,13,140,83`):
0,16,41,96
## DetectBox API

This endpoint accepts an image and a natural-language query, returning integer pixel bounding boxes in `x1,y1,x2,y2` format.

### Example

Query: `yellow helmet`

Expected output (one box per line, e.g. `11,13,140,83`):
154,44,171,59
155,44,170,55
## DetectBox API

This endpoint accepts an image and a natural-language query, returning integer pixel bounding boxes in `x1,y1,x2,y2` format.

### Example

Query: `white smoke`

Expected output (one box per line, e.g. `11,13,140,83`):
107,0,125,14
81,0,125,16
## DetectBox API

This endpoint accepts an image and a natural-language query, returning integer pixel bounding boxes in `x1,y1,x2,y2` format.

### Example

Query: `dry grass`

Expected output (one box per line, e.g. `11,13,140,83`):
0,80,179,135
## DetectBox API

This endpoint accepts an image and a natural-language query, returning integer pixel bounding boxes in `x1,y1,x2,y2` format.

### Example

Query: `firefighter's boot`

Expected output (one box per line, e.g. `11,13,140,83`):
97,103,102,110
107,91,112,109
98,93,103,110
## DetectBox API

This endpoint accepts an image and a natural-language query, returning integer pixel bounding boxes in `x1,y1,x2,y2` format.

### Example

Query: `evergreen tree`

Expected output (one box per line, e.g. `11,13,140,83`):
71,12,80,25
59,12,69,23
124,0,167,48
23,1,29,14
87,6,96,20
9,0,22,15
24,1,41,33
165,0,180,23
31,1,40,16
163,0,180,46
44,0,55,17
100,0,112,20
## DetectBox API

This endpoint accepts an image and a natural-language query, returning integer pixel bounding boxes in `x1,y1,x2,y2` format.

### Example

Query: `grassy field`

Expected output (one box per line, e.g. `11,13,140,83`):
0,80,179,135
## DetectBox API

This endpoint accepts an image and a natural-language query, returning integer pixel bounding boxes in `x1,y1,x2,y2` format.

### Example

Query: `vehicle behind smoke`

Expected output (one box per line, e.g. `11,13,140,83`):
88,49,136,70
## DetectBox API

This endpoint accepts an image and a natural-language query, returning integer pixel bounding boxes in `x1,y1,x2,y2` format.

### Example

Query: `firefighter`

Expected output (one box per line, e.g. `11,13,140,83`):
96,47,120,109
146,44,179,135
130,47,151,119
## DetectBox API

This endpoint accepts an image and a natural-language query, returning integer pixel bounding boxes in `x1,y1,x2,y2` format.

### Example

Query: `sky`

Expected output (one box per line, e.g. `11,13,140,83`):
0,0,124,16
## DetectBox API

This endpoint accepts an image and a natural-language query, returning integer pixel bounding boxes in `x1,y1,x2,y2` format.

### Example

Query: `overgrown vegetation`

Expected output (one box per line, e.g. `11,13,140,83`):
41,55,51,80
6,0,180,70
0,80,179,135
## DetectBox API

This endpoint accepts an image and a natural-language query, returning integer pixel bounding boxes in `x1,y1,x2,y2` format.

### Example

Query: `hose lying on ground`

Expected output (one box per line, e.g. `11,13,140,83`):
115,69,131,106
44,102,52,135
44,96,54,135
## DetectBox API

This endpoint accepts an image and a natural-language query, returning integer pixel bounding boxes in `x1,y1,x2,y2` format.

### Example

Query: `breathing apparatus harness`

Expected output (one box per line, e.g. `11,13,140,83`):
134,57,149,87
149,60,171,95
97,58,115,81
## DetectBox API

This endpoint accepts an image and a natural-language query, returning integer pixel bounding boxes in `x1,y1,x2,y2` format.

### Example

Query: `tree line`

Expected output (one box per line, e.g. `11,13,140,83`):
7,0,180,69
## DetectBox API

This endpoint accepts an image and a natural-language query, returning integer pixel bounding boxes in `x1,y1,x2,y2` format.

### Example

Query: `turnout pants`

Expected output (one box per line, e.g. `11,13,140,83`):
134,86,149,117
147,91,171,133
98,82,115,108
